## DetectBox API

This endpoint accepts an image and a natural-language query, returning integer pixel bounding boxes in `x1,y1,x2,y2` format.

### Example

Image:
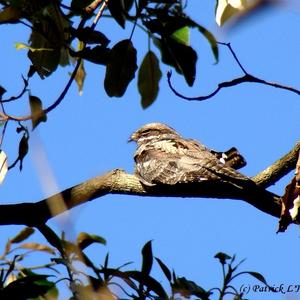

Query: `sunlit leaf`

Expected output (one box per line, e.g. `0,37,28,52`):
0,150,8,185
138,51,162,109
19,242,56,255
15,43,53,52
74,60,86,96
171,26,190,46
77,232,106,250
215,0,247,26
29,95,47,130
10,227,35,244
104,39,137,97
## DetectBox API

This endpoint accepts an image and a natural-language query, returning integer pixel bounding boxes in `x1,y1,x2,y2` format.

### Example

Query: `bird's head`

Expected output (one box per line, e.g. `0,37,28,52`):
129,122,180,144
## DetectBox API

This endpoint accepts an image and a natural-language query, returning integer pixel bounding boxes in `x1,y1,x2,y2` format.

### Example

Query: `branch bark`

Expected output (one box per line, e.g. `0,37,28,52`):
0,141,298,228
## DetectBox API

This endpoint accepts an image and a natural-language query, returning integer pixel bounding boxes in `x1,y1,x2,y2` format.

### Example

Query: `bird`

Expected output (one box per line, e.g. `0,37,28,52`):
129,122,251,187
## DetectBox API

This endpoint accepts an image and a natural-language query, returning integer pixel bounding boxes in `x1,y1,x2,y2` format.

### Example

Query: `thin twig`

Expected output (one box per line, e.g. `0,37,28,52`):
91,0,109,30
167,43,300,101
1,76,29,103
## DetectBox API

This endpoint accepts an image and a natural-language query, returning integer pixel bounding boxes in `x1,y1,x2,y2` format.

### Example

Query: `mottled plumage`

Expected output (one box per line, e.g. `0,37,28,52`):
130,123,250,186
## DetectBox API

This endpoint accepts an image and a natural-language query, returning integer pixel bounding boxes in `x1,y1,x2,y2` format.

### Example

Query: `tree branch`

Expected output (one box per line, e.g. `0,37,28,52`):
0,170,281,227
0,141,298,228
253,141,300,188
167,42,300,101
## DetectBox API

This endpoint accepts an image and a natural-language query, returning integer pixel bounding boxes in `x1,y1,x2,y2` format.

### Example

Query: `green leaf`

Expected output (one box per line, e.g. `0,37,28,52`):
77,232,106,250
10,227,35,244
107,0,126,28
196,24,219,63
138,51,162,109
141,240,153,276
29,96,47,130
171,26,190,46
18,133,29,171
104,39,137,97
155,257,171,282
154,37,197,86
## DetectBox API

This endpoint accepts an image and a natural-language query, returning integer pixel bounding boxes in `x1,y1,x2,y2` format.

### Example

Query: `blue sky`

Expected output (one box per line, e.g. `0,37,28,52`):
0,1,300,299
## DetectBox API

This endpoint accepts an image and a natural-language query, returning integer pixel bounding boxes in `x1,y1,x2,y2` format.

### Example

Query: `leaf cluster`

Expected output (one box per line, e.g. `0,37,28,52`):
0,226,269,300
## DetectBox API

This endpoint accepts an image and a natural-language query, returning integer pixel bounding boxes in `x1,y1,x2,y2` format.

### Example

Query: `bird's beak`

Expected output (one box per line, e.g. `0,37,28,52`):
127,134,135,143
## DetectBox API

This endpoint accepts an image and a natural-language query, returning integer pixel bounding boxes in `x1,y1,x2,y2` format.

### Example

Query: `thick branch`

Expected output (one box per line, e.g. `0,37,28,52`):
0,141,299,227
0,169,281,227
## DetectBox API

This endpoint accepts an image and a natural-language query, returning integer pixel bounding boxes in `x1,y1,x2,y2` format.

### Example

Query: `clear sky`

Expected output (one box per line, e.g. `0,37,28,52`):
0,1,300,300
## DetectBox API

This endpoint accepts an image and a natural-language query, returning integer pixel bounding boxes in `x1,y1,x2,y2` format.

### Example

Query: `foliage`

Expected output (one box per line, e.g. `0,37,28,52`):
0,226,268,300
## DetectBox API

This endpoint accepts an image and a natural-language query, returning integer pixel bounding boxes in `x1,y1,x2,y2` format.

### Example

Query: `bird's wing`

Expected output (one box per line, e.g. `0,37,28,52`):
134,138,249,186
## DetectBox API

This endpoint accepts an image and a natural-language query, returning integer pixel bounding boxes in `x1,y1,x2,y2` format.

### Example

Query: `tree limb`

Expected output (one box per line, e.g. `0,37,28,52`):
0,141,298,228
253,141,300,188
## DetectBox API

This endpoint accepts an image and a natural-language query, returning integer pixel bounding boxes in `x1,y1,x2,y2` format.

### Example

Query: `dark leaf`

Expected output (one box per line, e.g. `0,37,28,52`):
72,46,110,65
172,276,211,300
196,24,219,63
39,225,63,254
108,0,126,28
125,270,168,299
154,37,197,86
0,86,6,99
155,257,171,282
72,27,110,46
124,0,134,11
29,95,47,130
138,51,162,109
0,6,22,24
141,240,153,276
71,0,95,14
77,232,106,250
1,274,54,300
245,271,268,286
104,39,137,97
10,227,35,244
18,133,29,171
214,252,231,265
